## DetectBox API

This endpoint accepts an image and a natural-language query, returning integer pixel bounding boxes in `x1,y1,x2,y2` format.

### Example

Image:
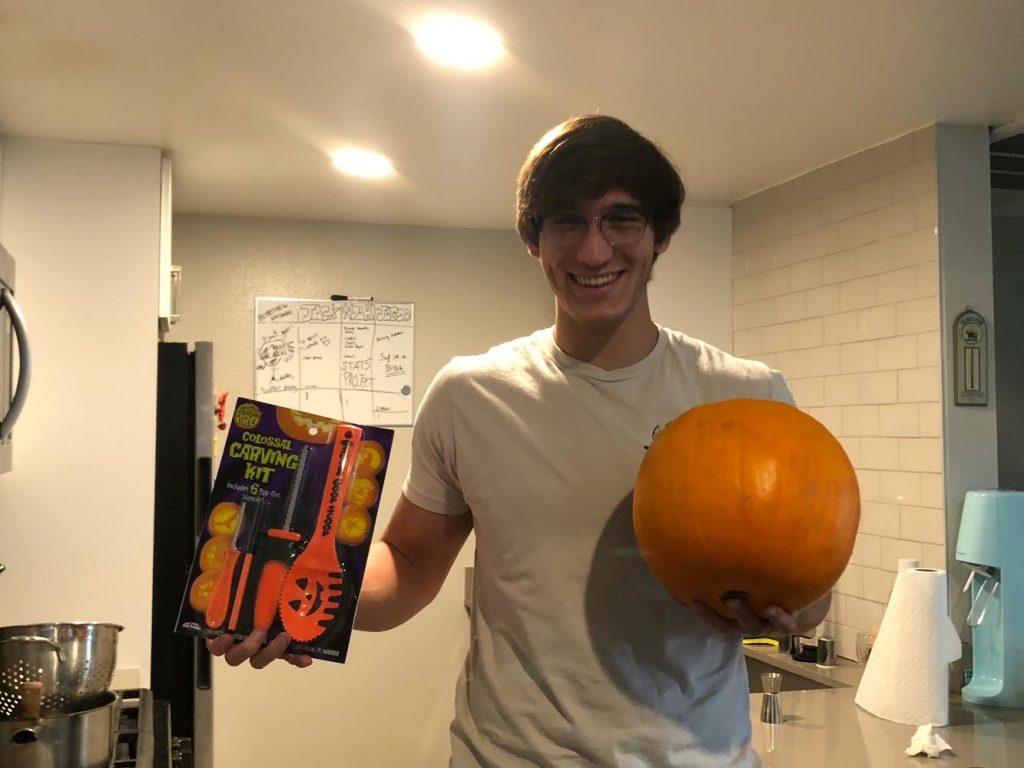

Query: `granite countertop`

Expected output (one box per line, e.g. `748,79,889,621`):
744,645,1024,768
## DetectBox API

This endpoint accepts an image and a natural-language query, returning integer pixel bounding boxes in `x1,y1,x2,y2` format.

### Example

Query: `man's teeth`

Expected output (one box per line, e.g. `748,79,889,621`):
573,272,620,287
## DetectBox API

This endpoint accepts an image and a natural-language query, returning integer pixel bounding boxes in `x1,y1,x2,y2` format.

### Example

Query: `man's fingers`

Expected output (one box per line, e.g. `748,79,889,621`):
206,630,311,670
250,631,293,670
695,592,793,637
692,601,742,634
723,597,769,636
206,634,235,656
223,630,267,667
285,653,314,668
762,606,799,636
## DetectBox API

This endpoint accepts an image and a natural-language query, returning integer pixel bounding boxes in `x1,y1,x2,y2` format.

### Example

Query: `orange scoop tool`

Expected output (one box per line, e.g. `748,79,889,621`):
279,425,362,642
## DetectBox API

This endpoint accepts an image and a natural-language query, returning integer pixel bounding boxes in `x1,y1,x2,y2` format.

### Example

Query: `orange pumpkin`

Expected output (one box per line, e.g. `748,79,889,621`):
199,535,231,574
208,502,242,536
348,476,379,508
356,440,387,477
337,505,372,546
189,572,218,612
632,398,859,619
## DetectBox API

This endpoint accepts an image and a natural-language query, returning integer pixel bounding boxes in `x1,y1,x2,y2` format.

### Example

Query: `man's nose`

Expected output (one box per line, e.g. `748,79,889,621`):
575,219,613,266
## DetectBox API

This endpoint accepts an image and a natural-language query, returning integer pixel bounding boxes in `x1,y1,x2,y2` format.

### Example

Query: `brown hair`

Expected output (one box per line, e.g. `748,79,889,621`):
516,115,686,248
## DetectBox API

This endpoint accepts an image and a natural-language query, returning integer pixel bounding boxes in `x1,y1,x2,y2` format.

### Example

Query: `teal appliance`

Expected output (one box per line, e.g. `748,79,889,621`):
955,489,1024,707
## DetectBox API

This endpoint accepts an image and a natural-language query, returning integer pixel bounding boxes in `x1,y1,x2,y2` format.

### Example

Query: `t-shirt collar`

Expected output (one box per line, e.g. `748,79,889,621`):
543,325,667,382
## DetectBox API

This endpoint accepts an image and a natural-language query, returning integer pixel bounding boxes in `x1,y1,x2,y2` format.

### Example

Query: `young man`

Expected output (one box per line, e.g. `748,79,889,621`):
210,115,830,766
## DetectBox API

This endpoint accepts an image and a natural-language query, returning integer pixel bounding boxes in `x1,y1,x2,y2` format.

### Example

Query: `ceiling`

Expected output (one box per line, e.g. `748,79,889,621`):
2,0,1024,230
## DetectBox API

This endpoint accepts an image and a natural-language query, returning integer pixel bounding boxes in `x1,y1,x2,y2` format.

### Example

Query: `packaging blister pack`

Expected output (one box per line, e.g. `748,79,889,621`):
176,398,393,662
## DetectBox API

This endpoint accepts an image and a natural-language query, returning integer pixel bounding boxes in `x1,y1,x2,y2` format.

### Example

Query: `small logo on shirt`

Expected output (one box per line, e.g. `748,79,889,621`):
643,423,664,451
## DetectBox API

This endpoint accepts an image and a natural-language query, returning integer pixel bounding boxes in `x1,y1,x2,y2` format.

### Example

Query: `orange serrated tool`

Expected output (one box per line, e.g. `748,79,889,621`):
279,426,363,642
251,446,310,632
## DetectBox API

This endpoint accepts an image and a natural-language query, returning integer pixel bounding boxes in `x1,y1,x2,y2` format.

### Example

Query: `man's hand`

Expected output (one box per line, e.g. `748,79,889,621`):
692,591,831,638
203,494,471,670
205,630,313,670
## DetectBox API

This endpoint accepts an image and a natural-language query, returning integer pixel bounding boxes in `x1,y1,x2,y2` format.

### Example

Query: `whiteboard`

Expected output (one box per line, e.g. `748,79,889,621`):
254,297,415,426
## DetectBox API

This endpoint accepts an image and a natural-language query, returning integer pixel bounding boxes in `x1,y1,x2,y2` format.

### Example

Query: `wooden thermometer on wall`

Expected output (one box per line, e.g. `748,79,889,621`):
954,307,988,406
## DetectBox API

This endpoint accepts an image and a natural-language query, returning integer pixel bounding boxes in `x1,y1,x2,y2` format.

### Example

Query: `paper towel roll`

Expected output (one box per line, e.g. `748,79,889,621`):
855,567,961,726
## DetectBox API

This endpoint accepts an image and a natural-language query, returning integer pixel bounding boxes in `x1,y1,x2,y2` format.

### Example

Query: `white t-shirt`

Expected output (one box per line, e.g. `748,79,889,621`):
402,325,795,768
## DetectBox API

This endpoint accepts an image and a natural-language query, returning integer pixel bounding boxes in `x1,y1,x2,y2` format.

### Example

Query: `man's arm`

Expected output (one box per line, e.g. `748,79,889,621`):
355,493,473,631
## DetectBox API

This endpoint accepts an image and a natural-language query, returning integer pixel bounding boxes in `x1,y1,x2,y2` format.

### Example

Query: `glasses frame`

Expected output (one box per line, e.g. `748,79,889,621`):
535,207,652,250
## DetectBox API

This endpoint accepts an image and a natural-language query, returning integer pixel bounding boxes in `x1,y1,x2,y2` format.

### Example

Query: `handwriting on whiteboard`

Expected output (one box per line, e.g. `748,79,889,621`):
254,297,415,426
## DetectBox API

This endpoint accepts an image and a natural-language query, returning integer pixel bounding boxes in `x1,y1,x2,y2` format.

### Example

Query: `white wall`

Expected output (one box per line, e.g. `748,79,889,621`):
167,207,733,768
0,138,162,684
650,205,734,351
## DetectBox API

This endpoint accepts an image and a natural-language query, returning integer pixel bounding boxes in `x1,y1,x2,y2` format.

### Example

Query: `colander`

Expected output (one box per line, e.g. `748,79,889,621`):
0,622,122,719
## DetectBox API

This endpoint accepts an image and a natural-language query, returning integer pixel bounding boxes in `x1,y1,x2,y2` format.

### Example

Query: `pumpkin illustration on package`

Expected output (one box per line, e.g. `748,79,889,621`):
189,572,218,612
199,535,231,574
632,398,860,619
337,505,371,546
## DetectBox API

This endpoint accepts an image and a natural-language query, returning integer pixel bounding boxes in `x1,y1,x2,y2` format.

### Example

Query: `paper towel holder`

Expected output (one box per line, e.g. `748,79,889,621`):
854,566,961,726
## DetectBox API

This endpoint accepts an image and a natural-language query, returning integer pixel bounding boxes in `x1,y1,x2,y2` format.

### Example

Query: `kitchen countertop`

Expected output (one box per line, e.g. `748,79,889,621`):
744,645,1024,767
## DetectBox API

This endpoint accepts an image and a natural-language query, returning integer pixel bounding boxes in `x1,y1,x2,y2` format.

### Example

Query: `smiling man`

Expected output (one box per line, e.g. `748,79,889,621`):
209,115,830,767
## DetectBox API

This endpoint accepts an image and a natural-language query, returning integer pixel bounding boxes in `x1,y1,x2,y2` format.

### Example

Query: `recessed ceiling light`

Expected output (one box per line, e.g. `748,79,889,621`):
330,148,395,179
413,14,505,70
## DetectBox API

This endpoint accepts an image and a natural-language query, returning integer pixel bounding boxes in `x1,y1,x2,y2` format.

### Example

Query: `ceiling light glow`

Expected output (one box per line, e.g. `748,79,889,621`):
413,14,505,70
330,148,395,179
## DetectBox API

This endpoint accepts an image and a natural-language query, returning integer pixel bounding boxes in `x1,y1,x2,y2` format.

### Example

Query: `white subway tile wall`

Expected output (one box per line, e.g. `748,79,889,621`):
731,127,943,660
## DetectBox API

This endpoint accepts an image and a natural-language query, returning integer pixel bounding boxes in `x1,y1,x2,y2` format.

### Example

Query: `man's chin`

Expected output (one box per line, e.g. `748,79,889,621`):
565,305,631,329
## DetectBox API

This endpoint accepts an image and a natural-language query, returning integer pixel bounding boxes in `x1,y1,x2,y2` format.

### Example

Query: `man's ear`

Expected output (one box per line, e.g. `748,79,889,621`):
653,235,672,257
527,242,540,259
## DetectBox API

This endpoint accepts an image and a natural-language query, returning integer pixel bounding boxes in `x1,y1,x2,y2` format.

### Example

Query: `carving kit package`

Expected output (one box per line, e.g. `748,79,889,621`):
176,397,394,662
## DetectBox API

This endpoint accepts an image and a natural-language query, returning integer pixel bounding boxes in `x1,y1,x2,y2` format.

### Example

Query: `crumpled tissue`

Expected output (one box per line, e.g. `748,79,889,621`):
904,723,953,758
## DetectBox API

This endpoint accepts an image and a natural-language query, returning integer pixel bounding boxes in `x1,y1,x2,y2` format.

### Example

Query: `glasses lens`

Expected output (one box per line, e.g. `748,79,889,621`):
600,211,647,245
539,210,649,248
541,213,587,247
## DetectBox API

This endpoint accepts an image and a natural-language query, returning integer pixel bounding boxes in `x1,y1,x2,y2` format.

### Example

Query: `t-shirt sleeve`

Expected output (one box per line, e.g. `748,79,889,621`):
401,365,471,516
769,367,797,406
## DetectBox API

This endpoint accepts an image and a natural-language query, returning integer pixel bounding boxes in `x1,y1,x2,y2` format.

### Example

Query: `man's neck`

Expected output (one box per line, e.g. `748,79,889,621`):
553,306,660,371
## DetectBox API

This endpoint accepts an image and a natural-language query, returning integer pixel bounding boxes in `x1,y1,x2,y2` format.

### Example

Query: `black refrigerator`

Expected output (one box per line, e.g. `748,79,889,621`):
152,341,214,768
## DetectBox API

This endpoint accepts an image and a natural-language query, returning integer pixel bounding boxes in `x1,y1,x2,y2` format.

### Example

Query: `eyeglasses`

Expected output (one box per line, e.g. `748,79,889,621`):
537,207,650,249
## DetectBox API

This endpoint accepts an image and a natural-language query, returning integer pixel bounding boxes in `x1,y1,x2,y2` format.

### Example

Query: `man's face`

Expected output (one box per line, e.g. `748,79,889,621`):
529,190,667,328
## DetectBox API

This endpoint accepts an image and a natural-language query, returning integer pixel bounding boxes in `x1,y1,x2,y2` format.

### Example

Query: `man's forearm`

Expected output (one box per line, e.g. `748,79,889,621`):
351,495,472,632
352,540,442,632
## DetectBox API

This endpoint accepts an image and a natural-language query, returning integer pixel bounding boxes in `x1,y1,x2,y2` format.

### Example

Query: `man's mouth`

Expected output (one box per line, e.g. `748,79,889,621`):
569,271,625,287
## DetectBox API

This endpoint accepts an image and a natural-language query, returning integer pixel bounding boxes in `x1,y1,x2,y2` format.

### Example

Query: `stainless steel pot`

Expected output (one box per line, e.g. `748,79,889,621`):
0,623,122,719
0,690,120,768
